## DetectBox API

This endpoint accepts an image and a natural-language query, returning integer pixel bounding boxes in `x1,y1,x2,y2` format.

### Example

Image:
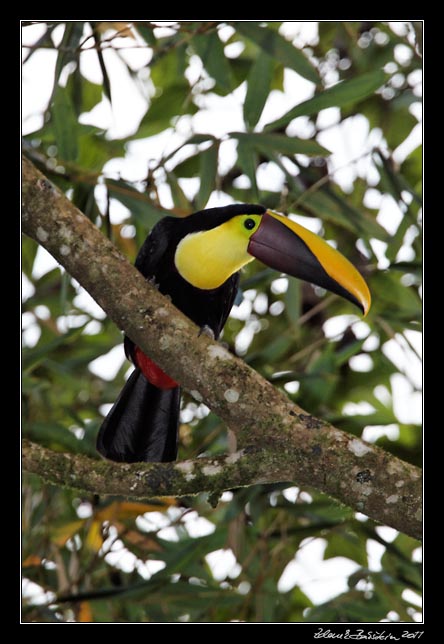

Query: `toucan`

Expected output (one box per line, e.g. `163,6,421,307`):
96,204,371,464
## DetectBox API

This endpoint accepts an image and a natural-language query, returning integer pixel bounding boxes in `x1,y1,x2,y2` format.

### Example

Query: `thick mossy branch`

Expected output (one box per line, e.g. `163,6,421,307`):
22,440,257,498
21,155,422,540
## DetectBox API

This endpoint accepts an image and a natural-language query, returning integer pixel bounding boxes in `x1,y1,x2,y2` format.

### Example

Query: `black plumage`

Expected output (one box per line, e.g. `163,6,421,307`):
97,204,266,463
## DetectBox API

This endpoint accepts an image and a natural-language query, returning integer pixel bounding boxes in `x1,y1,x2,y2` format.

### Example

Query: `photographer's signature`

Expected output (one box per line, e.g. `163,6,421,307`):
314,629,424,640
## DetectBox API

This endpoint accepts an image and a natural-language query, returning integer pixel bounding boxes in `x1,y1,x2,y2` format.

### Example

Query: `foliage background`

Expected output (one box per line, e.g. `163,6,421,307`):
22,21,422,623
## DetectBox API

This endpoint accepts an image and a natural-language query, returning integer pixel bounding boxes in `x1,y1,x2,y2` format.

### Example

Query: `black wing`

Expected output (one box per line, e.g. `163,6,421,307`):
134,217,177,279
213,273,240,338
124,218,176,362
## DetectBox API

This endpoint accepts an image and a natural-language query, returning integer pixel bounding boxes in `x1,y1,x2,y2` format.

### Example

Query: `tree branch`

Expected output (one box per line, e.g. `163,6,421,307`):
21,155,422,540
19,439,313,501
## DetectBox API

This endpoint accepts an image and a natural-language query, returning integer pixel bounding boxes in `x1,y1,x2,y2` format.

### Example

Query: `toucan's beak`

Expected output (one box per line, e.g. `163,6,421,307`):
248,211,371,315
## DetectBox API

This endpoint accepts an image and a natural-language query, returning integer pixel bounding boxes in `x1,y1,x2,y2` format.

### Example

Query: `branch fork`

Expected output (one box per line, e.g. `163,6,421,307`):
21,155,422,540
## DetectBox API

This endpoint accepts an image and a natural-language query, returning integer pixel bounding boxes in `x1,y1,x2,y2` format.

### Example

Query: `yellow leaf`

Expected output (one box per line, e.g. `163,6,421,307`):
96,500,176,522
85,520,103,553
22,554,42,567
77,601,93,622
51,520,85,546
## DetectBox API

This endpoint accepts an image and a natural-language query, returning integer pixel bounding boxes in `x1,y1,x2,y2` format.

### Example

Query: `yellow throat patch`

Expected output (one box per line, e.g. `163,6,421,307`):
174,214,261,290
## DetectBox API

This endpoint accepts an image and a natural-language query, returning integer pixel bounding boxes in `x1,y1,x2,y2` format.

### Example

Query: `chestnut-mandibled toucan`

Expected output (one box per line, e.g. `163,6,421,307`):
97,204,371,464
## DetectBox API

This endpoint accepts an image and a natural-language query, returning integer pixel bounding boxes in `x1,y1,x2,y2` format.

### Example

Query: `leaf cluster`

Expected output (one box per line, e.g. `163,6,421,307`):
22,21,422,623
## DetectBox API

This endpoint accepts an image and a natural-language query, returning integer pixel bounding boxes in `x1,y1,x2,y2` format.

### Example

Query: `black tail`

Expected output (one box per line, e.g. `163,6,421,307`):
96,368,181,463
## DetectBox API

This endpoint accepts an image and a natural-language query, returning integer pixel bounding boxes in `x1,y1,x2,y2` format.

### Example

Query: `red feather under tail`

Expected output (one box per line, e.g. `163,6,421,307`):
134,346,178,390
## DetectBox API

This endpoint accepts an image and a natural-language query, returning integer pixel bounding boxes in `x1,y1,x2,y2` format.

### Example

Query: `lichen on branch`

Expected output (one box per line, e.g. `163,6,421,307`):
21,155,422,541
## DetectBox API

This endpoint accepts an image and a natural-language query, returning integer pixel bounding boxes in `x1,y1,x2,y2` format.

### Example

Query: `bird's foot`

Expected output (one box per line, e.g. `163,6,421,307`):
148,276,160,289
199,325,215,340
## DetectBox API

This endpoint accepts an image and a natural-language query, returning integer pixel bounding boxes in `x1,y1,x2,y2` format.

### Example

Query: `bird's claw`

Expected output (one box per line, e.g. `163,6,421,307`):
148,276,160,289
199,325,215,340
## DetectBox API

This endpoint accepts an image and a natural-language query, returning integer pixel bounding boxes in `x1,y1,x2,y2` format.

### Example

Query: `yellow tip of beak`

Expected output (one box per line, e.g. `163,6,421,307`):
359,286,372,318
263,210,372,316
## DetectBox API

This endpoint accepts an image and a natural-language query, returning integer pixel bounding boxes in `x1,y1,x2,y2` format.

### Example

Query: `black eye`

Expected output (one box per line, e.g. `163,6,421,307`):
244,218,256,230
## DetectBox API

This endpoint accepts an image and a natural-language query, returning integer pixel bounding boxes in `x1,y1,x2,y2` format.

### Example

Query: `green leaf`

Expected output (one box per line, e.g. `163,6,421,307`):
335,338,367,367
167,172,192,212
156,530,227,575
161,134,218,169
150,41,187,88
299,347,339,406
105,178,169,227
70,182,100,221
307,589,390,623
75,133,119,173
231,132,330,157
244,52,274,129
324,187,389,241
374,149,422,218
381,543,422,591
134,84,195,139
265,70,388,131
23,324,89,372
53,22,84,90
196,142,219,209
371,271,421,323
91,25,112,103
285,276,301,328
285,177,387,241
51,87,79,162
304,499,353,525
385,212,412,263
78,75,103,114
23,267,76,319
23,421,94,456
193,32,233,93
249,332,294,365
270,62,284,92
236,138,258,197
402,144,422,196
65,66,104,118
22,236,39,279
324,531,368,567
66,65,83,116
171,152,200,178
236,22,318,84
148,85,190,123
229,57,253,89
134,22,157,46
379,103,417,151
289,586,314,611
